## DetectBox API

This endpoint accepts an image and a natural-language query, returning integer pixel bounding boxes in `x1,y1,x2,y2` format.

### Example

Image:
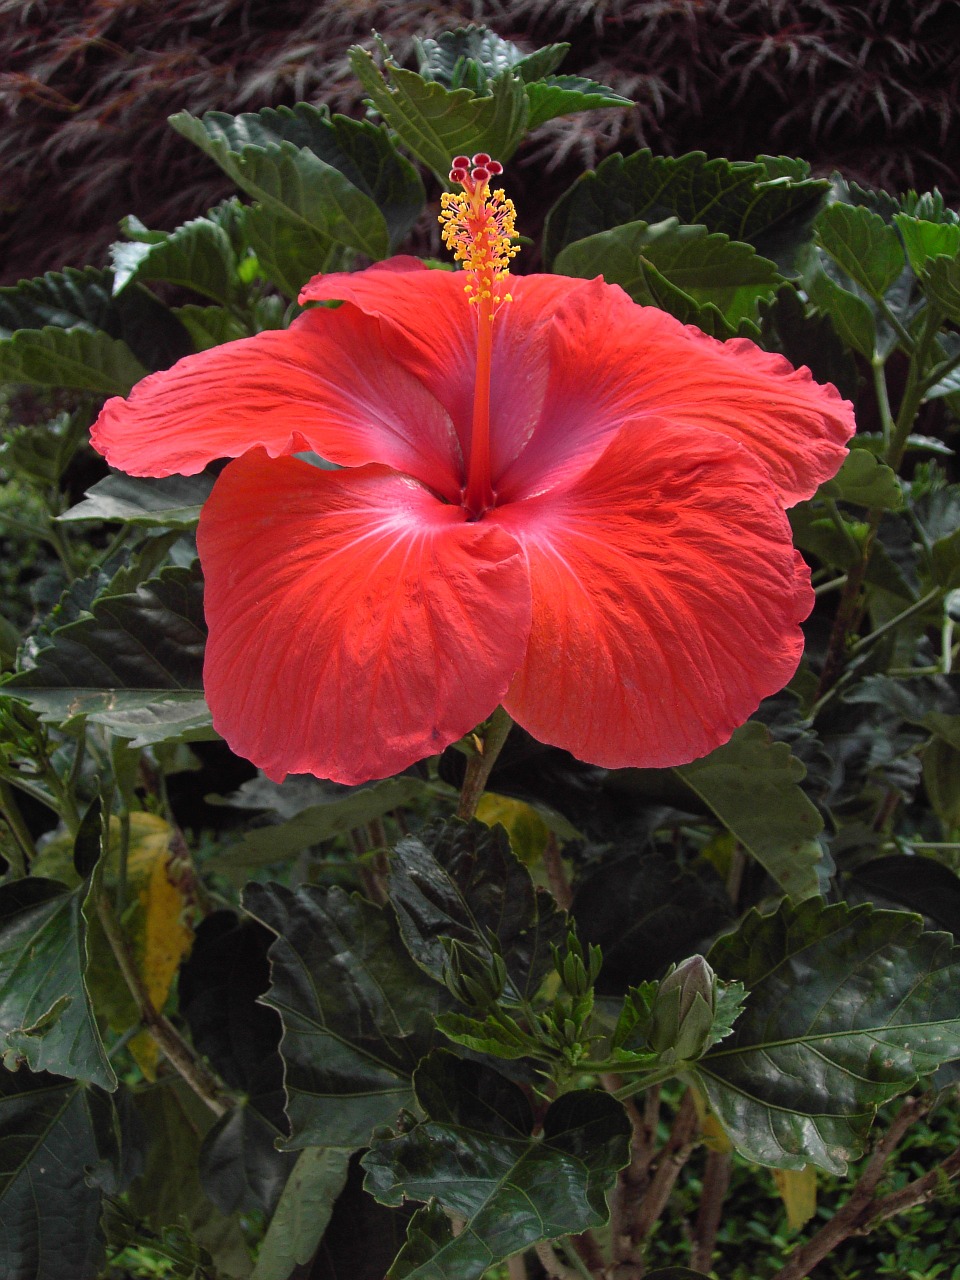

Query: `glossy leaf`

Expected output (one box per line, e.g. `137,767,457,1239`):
0,878,115,1089
349,46,529,179
0,326,147,394
211,776,428,877
363,1052,630,1280
389,819,568,1002
806,269,877,358
199,1101,296,1217
699,899,960,1172
111,216,237,305
894,215,960,274
543,149,828,269
676,723,824,899
815,202,905,299
2,562,207,737
0,1071,118,1280
415,27,567,88
241,203,348,299
845,674,960,750
818,449,903,509
170,107,417,259
60,472,215,528
848,855,960,935
554,217,782,323
251,1146,351,1280
243,882,444,1148
524,75,633,129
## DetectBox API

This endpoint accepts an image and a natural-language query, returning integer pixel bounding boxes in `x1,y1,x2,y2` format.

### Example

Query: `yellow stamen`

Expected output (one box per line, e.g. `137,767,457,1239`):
439,155,520,517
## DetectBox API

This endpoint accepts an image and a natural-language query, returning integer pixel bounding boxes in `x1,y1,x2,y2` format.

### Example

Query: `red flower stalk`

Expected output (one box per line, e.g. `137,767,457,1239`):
92,158,854,784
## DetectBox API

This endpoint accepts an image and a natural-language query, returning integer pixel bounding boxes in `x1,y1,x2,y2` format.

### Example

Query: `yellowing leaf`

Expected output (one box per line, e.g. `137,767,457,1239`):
772,1165,818,1231
475,793,551,864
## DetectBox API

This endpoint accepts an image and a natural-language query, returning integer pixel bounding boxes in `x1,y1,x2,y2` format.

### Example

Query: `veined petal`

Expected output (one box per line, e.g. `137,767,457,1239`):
494,278,854,508
91,306,463,498
197,451,531,785
490,422,813,769
301,260,600,490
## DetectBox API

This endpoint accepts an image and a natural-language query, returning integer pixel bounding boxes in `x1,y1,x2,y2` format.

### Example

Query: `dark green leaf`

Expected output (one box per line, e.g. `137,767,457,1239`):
815,203,905,299
0,326,147,394
172,303,248,351
845,674,960,750
923,254,960,322
632,260,751,339
210,776,429,878
170,106,421,259
676,723,824,899
111,217,237,305
349,46,529,180
524,75,633,130
818,449,903,510
700,899,960,1171
0,1071,118,1280
849,856,960,936
806,269,877,358
543,150,829,270
243,882,444,1148
0,877,115,1089
242,203,348,299
414,27,567,88
2,562,207,739
60,472,215,528
251,1146,352,1280
645,1271,713,1279
363,1052,630,1279
758,286,858,402
554,217,781,324
198,1101,295,1216
0,266,118,334
570,850,733,992
389,819,568,1002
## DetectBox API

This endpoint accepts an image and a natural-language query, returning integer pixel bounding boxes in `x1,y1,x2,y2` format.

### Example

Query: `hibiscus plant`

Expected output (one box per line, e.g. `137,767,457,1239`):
3,24,960,1280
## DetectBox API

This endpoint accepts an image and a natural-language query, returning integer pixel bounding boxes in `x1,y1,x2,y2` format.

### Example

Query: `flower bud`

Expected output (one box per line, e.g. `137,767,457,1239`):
648,955,717,1061
439,937,507,1008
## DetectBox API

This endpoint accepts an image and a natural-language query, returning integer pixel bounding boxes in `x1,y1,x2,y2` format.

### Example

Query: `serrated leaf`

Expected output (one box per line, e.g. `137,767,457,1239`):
699,898,960,1172
806,268,877,357
170,107,408,259
554,217,782,324
524,75,633,130
389,819,567,1002
363,1052,630,1280
474,792,551,864
0,878,115,1089
2,562,206,737
543,150,829,270
894,214,960,274
923,254,960,322
243,882,444,1148
0,326,147,394
173,303,248,351
60,472,215,528
635,259,747,339
241,203,348,299
111,217,237,305
0,1071,119,1280
210,776,427,878
819,449,902,509
676,723,824,899
845,674,960,750
251,1145,351,1280
415,27,568,88
815,202,905,299
349,46,529,180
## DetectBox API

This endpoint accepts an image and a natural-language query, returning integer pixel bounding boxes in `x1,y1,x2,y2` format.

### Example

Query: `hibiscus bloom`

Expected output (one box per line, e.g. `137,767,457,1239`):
91,155,854,785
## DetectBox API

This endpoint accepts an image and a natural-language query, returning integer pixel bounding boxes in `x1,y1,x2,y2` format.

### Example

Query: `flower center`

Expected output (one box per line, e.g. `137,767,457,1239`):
439,154,519,519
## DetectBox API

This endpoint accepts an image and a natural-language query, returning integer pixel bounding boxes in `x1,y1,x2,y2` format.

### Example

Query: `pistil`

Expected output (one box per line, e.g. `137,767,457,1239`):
439,154,518,518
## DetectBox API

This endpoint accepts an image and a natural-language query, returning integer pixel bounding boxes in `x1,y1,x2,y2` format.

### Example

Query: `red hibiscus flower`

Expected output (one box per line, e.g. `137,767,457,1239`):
91,156,854,785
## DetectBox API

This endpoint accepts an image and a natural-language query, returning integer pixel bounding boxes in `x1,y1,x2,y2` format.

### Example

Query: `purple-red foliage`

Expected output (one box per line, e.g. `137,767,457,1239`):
1,0,958,285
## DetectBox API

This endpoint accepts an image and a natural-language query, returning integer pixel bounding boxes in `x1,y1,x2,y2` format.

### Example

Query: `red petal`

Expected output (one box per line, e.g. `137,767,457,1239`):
301,261,599,491
91,307,463,499
490,423,813,769
197,451,531,784
494,278,854,508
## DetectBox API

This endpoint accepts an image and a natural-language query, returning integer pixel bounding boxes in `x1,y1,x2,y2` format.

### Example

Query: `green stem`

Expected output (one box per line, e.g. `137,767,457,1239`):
919,347,960,397
814,574,848,597
847,587,942,656
871,354,895,452
886,308,941,471
0,778,33,876
457,706,513,820
876,296,915,353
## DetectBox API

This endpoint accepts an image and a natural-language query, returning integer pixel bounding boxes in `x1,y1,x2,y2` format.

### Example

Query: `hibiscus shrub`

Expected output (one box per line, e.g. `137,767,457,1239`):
2,25,960,1280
